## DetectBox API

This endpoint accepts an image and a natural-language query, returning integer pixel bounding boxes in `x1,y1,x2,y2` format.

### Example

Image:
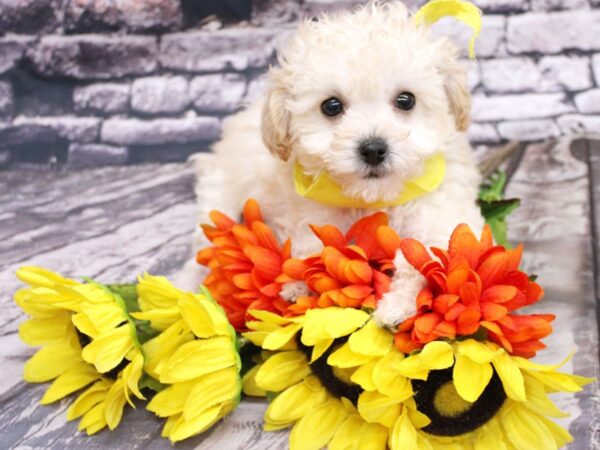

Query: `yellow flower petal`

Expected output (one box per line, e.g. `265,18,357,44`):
248,309,301,326
348,320,392,357
473,419,508,450
81,324,135,373
160,336,237,383
453,354,493,402
78,401,107,435
351,360,377,391
121,351,145,403
137,273,184,311
14,288,68,318
372,351,412,401
76,300,126,336
289,398,348,450
178,293,231,338
24,339,81,382
526,369,591,393
67,380,111,421
329,414,366,450
265,375,328,428
522,373,568,418
242,363,266,397
328,342,374,368
419,341,454,370
389,408,418,450
457,338,500,363
492,351,526,402
263,323,303,351
255,351,311,392
18,312,72,345
501,403,559,450
183,367,240,421
148,380,196,417
41,363,100,404
302,307,369,346
168,404,222,442
392,354,429,380
16,266,78,288
104,378,127,430
310,338,334,363
357,390,402,427
130,307,180,331
537,413,574,448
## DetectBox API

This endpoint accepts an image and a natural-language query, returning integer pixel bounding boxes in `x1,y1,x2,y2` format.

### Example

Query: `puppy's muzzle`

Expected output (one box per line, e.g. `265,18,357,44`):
358,137,388,167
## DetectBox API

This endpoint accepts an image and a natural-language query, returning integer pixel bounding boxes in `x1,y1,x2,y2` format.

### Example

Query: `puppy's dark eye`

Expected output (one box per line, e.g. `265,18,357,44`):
321,97,344,117
395,92,416,111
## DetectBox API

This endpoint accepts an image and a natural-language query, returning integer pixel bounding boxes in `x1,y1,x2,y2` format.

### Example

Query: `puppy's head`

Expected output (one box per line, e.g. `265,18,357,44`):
261,1,471,203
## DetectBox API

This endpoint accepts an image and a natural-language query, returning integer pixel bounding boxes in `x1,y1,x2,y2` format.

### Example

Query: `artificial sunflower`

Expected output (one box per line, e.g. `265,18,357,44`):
132,274,242,442
396,223,552,357
244,306,592,450
197,198,292,330
15,266,145,434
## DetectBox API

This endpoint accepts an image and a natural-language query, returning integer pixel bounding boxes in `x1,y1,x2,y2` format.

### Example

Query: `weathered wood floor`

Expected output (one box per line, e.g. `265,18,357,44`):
0,138,598,449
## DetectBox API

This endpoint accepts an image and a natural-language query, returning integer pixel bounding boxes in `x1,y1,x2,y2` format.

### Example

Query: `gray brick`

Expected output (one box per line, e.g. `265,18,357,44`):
507,11,600,54
481,58,540,93
467,62,481,91
497,120,561,141
131,76,189,114
557,114,600,134
190,74,246,113
574,89,600,114
160,28,279,73
74,83,130,114
253,0,303,25
531,0,589,11
244,77,267,103
537,56,592,92
0,82,13,117
432,15,506,58
12,116,101,143
65,0,182,33
472,93,574,121
468,123,501,144
474,0,528,12
0,0,61,33
30,35,158,80
0,122,59,147
0,149,10,169
101,117,221,146
0,36,33,75
68,143,128,169
593,55,600,86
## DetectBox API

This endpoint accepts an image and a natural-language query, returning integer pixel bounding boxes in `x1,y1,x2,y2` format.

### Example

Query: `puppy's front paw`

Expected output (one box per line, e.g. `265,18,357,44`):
374,278,425,328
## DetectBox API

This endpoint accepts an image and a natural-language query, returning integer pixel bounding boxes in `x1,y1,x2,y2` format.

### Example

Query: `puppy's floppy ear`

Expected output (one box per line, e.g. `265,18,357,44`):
261,72,293,161
438,46,471,132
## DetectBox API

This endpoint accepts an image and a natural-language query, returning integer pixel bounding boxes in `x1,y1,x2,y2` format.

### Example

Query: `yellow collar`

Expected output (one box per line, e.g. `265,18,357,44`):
293,154,446,209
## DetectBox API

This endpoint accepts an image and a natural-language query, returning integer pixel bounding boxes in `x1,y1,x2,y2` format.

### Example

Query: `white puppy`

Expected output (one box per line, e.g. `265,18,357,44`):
182,1,484,327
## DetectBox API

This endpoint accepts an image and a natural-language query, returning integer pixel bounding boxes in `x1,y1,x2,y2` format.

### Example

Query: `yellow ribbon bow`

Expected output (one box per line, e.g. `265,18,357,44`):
413,0,482,59
293,154,446,209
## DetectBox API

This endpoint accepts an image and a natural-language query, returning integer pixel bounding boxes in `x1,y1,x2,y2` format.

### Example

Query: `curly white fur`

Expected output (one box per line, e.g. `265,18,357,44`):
179,1,485,328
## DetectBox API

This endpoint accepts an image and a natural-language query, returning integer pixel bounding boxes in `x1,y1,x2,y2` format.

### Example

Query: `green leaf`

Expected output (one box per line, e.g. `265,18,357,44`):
107,283,140,313
139,373,166,393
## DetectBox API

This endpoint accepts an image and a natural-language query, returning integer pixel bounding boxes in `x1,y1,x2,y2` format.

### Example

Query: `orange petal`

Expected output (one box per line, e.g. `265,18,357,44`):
414,312,442,334
376,225,402,259
480,224,494,253
477,251,509,289
456,308,480,335
459,281,481,306
400,238,432,271
433,320,456,338
243,246,282,280
481,285,517,304
309,224,347,249
481,303,508,321
346,212,389,256
209,210,236,230
243,198,263,224
251,221,282,252
282,258,309,280
448,223,481,269
394,332,422,354
416,288,433,311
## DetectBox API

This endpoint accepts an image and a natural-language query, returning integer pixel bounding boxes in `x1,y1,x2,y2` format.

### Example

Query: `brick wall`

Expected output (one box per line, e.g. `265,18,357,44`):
0,0,598,170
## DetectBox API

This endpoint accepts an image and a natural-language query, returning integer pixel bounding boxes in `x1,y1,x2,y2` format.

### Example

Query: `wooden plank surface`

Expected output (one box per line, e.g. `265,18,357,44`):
0,140,598,449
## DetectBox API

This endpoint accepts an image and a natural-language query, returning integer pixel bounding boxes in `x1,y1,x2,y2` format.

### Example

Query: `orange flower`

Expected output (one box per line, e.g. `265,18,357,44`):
197,199,291,330
394,223,552,358
279,212,400,314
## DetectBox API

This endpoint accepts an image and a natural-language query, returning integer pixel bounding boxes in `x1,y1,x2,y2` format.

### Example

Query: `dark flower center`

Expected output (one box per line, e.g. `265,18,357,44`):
412,367,507,436
296,335,362,405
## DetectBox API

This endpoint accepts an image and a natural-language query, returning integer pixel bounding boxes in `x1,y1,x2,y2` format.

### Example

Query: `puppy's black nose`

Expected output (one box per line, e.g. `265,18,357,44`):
359,137,388,166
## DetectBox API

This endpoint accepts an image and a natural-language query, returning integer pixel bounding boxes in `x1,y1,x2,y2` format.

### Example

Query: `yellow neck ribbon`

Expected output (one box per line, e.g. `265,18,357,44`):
293,154,446,209
413,0,482,59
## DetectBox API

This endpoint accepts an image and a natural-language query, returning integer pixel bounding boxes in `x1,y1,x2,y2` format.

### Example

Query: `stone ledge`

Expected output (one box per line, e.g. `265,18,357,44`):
68,143,129,169
12,116,101,143
131,76,190,115
73,82,130,114
497,119,561,141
